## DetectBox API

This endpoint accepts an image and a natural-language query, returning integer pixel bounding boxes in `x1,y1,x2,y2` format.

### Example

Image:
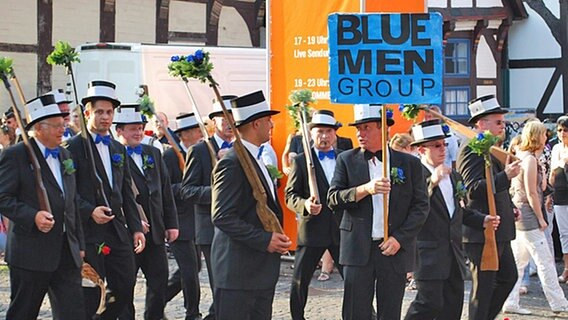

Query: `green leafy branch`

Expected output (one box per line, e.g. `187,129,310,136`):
168,50,215,84
286,89,316,130
398,104,423,121
0,57,14,79
46,41,80,67
138,94,156,119
468,131,499,167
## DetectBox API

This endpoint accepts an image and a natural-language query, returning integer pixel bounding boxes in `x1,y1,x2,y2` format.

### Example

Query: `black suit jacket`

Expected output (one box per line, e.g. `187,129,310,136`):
457,144,516,243
327,148,429,272
414,167,485,280
0,140,84,272
163,148,195,241
128,144,178,245
285,148,341,247
66,135,142,244
211,148,283,290
181,137,220,245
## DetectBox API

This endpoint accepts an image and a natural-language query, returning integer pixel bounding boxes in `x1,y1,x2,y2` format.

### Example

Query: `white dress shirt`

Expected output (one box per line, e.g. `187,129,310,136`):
242,139,275,199
369,156,389,239
422,160,455,218
315,148,336,184
91,132,113,185
128,147,144,174
36,139,64,194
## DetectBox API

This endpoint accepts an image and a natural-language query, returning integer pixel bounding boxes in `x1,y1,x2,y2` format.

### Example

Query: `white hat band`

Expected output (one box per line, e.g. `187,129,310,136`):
469,97,500,117
177,115,198,129
50,90,68,104
114,108,144,123
232,100,269,122
412,124,444,141
311,113,337,126
212,100,233,113
26,102,61,124
86,86,117,100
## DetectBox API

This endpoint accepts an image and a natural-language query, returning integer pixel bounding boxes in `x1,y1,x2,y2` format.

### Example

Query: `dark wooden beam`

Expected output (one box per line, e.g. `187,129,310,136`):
233,1,259,47
38,0,53,95
509,58,562,69
472,19,488,51
432,7,509,21
168,31,207,43
206,0,224,45
443,20,455,41
100,0,116,42
156,0,170,43
0,43,37,53
496,19,511,52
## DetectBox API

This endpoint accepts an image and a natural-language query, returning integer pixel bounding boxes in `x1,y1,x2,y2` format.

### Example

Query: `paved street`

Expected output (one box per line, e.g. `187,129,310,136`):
2,257,568,319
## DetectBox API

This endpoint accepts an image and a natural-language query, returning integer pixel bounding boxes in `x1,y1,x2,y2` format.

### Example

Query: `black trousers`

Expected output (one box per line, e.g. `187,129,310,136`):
404,257,464,320
119,237,169,320
7,240,84,320
83,233,137,320
167,239,201,320
215,287,275,320
342,241,406,320
465,241,517,320
290,244,342,320
201,244,216,319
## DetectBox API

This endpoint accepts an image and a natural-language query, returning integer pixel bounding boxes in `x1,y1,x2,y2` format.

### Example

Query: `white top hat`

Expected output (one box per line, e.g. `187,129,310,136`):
81,80,121,107
25,94,69,130
231,91,280,127
467,94,508,124
309,110,341,130
113,103,147,124
348,104,394,127
410,119,450,146
49,89,72,105
209,95,237,119
175,113,199,133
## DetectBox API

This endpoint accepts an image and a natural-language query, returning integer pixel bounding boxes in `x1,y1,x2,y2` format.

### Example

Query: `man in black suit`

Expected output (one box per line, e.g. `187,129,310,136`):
327,104,429,320
285,110,343,320
66,80,146,319
404,120,499,320
164,112,203,320
211,91,291,320
114,105,179,319
0,94,85,319
456,95,522,320
181,95,237,320
50,89,76,142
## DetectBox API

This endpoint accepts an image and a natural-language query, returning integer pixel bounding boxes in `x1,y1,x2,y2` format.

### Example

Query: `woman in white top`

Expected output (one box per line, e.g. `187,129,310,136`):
551,116,568,283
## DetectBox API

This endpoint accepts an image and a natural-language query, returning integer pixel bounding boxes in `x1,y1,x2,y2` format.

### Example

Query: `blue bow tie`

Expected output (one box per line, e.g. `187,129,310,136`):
127,145,143,156
220,141,233,149
63,128,73,137
257,145,265,160
95,134,111,146
318,150,335,160
44,147,59,159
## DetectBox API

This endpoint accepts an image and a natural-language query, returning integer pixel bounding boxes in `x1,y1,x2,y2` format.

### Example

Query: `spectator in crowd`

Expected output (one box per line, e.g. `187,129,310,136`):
390,133,416,155
424,105,460,168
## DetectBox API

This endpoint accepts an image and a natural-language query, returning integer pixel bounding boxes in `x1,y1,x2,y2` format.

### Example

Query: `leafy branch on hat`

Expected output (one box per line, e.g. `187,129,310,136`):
138,94,155,119
168,50,215,84
286,89,316,131
468,131,500,167
46,41,80,67
398,104,423,121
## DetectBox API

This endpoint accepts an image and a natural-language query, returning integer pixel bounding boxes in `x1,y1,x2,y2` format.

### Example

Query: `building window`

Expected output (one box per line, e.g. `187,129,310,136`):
445,39,470,77
444,87,470,116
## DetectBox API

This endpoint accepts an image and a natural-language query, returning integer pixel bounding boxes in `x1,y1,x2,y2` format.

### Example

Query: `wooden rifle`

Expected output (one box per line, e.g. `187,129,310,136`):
181,78,218,169
481,164,499,271
0,71,51,213
381,106,389,242
207,76,283,233
297,103,319,203
138,85,185,172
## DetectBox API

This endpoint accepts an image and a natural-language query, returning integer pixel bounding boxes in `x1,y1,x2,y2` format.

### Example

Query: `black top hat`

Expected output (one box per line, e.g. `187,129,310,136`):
308,110,342,130
81,80,121,108
112,103,147,125
175,112,200,133
348,104,394,127
410,119,450,146
25,94,69,130
209,95,237,119
231,91,279,127
468,94,508,124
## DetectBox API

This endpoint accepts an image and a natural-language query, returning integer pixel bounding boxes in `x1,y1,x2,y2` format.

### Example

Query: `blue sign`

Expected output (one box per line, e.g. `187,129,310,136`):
328,13,443,104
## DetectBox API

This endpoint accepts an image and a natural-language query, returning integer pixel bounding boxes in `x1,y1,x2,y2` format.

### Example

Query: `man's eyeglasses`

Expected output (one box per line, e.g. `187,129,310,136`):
481,119,507,126
40,123,66,130
422,142,448,149
558,127,568,133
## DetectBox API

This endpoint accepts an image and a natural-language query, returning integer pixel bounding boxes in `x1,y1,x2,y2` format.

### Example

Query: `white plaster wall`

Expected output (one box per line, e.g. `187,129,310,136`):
477,0,503,8
0,52,37,110
169,1,206,33
53,0,99,45
509,68,563,113
476,85,496,98
509,4,561,59
1,0,36,44
428,0,447,8
476,35,496,78
451,0,473,8
116,0,156,43
218,7,252,47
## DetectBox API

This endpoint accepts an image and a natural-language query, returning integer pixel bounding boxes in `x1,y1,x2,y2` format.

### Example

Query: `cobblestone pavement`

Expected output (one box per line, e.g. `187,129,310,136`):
2,257,568,319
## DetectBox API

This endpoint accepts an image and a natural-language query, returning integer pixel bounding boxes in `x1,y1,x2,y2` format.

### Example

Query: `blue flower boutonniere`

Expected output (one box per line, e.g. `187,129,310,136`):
112,153,124,168
390,167,406,184
143,154,155,170
62,158,76,175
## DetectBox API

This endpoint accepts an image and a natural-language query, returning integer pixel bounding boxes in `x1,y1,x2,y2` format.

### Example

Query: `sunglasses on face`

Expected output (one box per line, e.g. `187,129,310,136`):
423,142,448,149
558,128,568,133
481,119,507,126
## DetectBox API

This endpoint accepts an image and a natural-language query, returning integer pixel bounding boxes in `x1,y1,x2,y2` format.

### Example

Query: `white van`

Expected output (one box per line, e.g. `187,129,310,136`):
73,43,267,126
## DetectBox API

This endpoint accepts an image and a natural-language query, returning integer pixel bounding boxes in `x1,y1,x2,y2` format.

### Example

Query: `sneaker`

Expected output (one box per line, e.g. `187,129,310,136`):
503,305,532,315
552,306,568,313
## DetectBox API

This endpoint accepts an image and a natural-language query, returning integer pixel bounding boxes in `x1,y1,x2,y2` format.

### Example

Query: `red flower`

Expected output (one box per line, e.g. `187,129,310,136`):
101,245,111,256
